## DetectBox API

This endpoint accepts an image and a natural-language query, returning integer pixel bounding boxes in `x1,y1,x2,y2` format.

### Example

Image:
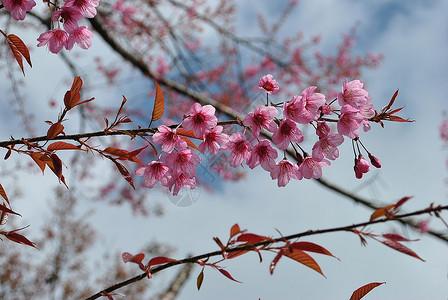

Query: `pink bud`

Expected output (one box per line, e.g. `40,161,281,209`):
368,153,382,168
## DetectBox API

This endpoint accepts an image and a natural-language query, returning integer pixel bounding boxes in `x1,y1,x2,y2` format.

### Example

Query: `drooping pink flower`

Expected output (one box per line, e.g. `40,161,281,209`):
182,103,218,137
152,125,187,153
282,95,305,122
354,154,370,179
136,161,172,188
270,159,302,187
337,104,363,139
312,134,344,161
247,139,278,171
298,156,330,179
315,121,330,138
165,149,201,178
64,0,100,18
2,0,36,20
52,6,83,33
37,29,69,54
272,119,304,150
198,126,229,156
294,86,326,124
243,105,278,137
168,173,196,196
66,25,93,50
258,74,279,94
337,78,370,107
220,132,252,167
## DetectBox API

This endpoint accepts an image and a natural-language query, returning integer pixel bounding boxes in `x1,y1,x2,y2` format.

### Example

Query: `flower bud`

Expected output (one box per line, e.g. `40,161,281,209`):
368,153,381,168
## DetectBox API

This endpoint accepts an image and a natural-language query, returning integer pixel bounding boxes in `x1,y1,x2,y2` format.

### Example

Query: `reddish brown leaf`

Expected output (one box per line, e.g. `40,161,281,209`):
388,115,413,123
50,153,63,181
150,81,164,124
269,250,284,275
0,203,21,216
230,223,241,239
47,122,65,140
70,76,83,92
382,233,417,242
147,256,176,267
290,241,338,259
236,233,274,244
4,227,37,248
75,97,95,107
122,252,145,264
217,268,241,283
381,239,424,261
0,211,8,225
4,34,31,75
29,153,47,173
64,90,81,110
370,204,395,221
103,147,144,165
226,250,250,260
383,89,399,112
179,136,199,151
0,184,10,206
394,196,413,210
350,282,385,300
213,237,226,250
197,270,204,290
47,141,84,152
177,129,200,139
112,160,135,189
284,249,326,277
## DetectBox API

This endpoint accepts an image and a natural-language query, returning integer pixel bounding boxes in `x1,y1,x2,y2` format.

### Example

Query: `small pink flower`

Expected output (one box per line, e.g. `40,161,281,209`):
37,29,69,54
299,156,330,179
359,101,375,132
198,126,229,156
3,0,36,20
337,78,370,107
66,25,93,50
354,154,370,179
220,132,252,167
182,103,218,137
270,159,302,187
52,6,83,33
315,121,330,138
64,0,100,18
168,173,196,196
152,125,187,153
419,219,430,234
165,149,201,178
312,134,344,161
272,119,304,150
247,139,278,171
337,104,363,139
243,105,278,137
136,161,172,188
283,95,305,122
258,74,279,94
295,86,326,124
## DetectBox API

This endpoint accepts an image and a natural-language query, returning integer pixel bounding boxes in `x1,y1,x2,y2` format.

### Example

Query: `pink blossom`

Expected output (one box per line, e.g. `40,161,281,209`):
258,74,279,94
272,119,304,150
419,219,430,234
136,161,172,188
156,56,169,76
282,95,305,122
295,86,326,124
247,139,278,171
64,0,100,18
354,154,370,179
165,149,201,178
198,126,229,156
66,26,93,50
152,125,187,153
168,173,196,196
243,105,278,137
337,104,363,139
316,121,330,138
220,132,252,167
52,6,83,33
37,29,69,54
182,103,218,137
337,78,370,107
270,159,302,187
2,0,36,20
312,134,344,161
299,156,330,179
359,101,375,132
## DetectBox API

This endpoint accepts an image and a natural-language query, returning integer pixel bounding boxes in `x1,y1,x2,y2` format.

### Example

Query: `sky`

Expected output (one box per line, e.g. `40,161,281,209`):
1,0,448,299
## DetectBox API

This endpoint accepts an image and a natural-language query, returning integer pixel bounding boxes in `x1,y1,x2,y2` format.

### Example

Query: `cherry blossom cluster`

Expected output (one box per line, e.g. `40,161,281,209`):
1,0,98,54
137,75,382,195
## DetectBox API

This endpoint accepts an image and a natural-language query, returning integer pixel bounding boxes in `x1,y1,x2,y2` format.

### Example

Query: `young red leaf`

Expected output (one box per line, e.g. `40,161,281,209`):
122,252,145,271
47,141,84,152
64,90,81,110
29,153,47,173
217,268,241,283
197,270,204,290
382,89,399,112
230,223,241,239
213,237,226,250
177,129,200,139
370,204,395,221
147,256,177,267
382,233,418,242
226,250,250,260
70,76,83,92
0,184,10,206
50,153,64,181
269,250,284,275
284,249,326,277
3,227,37,248
394,196,413,210
4,34,32,75
290,241,338,259
0,203,21,216
381,239,425,261
350,282,385,300
150,81,165,124
47,122,65,140
236,233,274,244
111,160,135,189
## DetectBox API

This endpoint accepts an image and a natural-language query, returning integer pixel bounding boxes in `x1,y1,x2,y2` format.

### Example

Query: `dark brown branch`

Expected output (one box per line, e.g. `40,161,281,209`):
85,204,448,300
